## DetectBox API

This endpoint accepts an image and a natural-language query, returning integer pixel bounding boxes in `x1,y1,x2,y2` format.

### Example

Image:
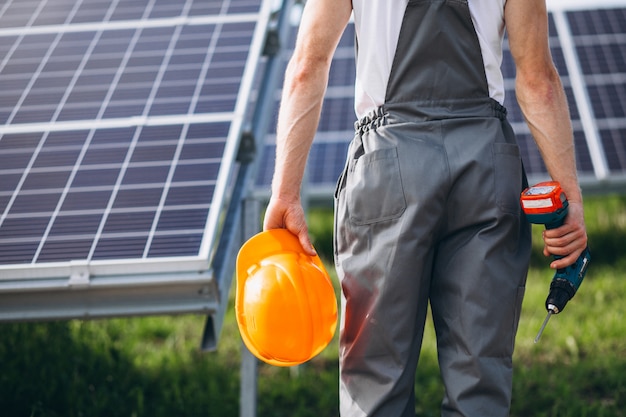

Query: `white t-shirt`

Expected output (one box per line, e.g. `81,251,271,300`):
351,0,507,118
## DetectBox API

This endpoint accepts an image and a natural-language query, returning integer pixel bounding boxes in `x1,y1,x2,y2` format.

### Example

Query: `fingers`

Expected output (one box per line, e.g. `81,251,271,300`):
542,227,584,255
541,203,588,269
285,209,316,256
263,197,317,257
544,245,585,269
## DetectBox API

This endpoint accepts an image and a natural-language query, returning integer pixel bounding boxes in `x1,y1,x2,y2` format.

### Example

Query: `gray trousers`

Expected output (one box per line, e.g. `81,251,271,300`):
334,104,532,416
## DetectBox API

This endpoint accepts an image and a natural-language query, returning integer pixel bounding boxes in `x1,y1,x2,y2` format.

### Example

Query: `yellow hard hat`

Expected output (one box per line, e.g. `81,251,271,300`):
235,229,338,367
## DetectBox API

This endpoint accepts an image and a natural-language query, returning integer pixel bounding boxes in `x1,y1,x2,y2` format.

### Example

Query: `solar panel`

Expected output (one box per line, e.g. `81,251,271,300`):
0,0,276,327
257,1,626,200
567,7,626,176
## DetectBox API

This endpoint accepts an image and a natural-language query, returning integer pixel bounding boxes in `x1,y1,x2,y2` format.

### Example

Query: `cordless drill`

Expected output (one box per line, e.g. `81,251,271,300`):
520,181,591,343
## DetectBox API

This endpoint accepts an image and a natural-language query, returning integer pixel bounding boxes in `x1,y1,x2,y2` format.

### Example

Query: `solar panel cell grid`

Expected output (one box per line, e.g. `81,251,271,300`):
257,144,275,187
70,2,112,25
318,97,356,133
0,242,39,264
0,0,260,264
574,129,595,173
63,190,112,210
328,57,355,88
37,239,91,263
0,216,50,240
0,175,22,193
601,127,626,171
0,0,263,29
577,43,625,75
566,7,626,176
147,234,203,257
0,18,257,126
588,83,626,119
164,185,213,206
567,8,626,36
308,142,350,185
92,237,149,260
51,213,103,236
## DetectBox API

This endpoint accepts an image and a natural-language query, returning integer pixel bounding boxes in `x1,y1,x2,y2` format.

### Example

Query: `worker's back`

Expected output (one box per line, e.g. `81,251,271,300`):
351,0,507,117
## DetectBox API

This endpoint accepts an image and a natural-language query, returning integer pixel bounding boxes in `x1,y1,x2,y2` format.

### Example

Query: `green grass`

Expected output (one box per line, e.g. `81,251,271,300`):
1,194,625,416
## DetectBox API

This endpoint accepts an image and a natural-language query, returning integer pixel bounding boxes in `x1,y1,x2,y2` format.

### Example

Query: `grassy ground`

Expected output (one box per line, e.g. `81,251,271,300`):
1,194,625,416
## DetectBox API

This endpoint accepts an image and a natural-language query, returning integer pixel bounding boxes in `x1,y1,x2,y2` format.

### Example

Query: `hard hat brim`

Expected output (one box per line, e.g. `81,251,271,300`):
236,229,326,282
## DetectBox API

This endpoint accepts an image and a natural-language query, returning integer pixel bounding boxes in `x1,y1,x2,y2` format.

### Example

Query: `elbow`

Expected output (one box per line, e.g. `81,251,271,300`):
284,54,330,94
516,64,563,105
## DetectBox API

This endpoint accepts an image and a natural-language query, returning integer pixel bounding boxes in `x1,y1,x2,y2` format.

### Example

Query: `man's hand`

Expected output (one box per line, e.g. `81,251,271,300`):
263,196,316,256
542,200,588,269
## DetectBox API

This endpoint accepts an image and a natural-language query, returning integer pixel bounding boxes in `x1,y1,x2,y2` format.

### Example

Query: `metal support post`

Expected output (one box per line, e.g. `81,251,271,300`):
240,197,260,417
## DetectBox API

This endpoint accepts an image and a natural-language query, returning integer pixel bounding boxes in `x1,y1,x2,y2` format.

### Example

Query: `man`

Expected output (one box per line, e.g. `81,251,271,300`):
263,0,589,415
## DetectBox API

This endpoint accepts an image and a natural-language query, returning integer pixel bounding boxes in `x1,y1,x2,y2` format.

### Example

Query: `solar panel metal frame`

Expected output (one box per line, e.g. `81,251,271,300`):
0,0,276,327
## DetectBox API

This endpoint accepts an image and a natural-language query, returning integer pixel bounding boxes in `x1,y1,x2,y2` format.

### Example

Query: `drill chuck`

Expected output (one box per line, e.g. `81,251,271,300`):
546,279,576,314
545,246,591,314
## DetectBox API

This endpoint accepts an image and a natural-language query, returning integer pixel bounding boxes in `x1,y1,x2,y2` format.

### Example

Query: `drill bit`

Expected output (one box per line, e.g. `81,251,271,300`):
534,310,553,343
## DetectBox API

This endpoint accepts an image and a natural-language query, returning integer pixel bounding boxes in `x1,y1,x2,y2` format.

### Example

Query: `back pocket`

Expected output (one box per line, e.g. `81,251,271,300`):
347,147,406,225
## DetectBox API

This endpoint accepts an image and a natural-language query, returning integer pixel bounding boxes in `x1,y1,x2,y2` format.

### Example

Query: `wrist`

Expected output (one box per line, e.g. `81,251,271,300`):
270,191,301,205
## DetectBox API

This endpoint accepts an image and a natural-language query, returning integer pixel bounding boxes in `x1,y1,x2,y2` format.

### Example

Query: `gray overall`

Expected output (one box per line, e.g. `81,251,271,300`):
334,1,532,416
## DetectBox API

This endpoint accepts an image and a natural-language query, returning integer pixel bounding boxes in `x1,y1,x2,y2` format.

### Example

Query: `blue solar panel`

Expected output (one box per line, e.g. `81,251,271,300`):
0,0,261,28
0,21,255,124
566,7,626,178
0,0,270,277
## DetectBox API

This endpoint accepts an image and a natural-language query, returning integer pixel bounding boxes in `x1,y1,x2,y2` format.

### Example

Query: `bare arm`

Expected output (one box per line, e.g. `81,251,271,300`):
505,0,588,268
263,0,352,254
